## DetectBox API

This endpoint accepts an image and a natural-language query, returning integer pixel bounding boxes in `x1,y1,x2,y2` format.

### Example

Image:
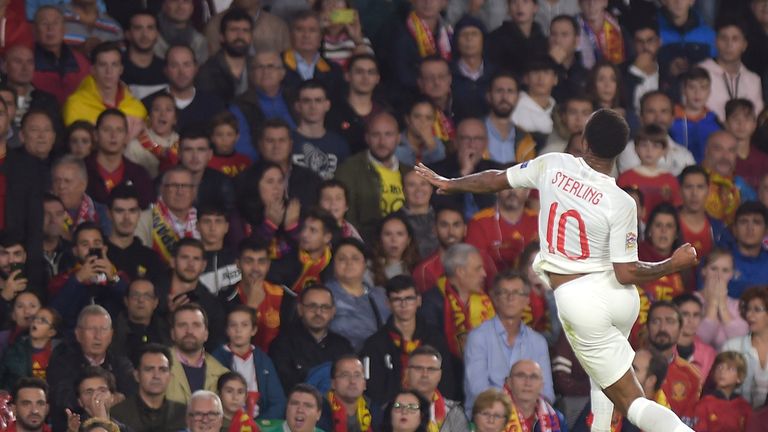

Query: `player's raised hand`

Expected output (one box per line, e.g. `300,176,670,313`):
671,243,699,270
415,163,453,194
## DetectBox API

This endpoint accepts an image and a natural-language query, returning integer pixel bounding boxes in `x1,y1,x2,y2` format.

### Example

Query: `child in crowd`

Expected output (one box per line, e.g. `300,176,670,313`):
0,291,41,354
693,351,752,431
512,58,559,141
317,179,362,241
208,111,252,178
618,124,682,222
125,93,180,178
0,307,60,388
670,67,721,163
217,371,260,432
726,99,768,191
212,305,286,421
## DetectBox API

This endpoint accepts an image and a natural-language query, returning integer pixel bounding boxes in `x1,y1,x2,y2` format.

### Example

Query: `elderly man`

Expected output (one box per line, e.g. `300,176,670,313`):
405,345,469,432
503,360,566,430
135,166,200,264
463,270,553,413
46,304,136,432
205,0,290,54
422,243,495,358
318,355,380,431
7,377,51,432
111,344,187,431
2,44,61,129
282,10,343,96
62,42,147,129
336,112,412,242
185,390,224,432
166,303,229,404
31,6,91,104
701,131,757,224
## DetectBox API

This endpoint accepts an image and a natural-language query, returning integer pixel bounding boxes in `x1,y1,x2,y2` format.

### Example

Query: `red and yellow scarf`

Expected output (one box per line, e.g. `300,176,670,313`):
433,110,455,142
406,11,452,61
327,391,372,432
437,277,495,357
138,129,179,167
151,199,198,264
389,330,421,385
503,384,561,432
282,49,331,73
704,169,741,224
581,14,624,65
63,194,98,234
292,247,332,294
228,407,260,432
427,391,447,432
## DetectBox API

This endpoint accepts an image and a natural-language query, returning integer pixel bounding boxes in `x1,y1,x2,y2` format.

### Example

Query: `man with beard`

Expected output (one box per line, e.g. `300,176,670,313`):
701,131,757,224
7,378,51,432
122,10,168,100
111,344,187,431
412,205,497,292
165,303,229,404
195,8,253,104
483,72,536,164
646,301,702,427
154,238,227,351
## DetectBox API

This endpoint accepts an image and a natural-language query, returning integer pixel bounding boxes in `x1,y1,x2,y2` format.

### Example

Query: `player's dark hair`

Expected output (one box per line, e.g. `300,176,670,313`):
583,109,630,159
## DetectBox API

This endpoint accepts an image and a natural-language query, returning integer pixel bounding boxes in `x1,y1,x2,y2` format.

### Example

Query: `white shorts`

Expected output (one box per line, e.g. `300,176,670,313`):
554,271,640,389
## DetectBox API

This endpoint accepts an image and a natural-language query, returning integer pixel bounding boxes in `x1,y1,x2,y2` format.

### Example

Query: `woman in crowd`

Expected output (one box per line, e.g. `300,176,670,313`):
381,390,430,432
396,96,447,166
326,238,390,351
371,213,421,286
217,372,248,431
586,60,627,118
396,170,438,258
697,248,749,350
722,286,768,407
638,203,687,302
471,389,512,432
65,121,95,159
315,0,373,67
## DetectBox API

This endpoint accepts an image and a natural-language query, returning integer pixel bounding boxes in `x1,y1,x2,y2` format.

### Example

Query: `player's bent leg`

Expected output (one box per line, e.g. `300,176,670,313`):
603,368,693,432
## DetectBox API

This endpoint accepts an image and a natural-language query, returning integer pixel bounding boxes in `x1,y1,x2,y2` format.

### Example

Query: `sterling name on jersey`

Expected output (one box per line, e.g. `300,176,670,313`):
505,153,638,275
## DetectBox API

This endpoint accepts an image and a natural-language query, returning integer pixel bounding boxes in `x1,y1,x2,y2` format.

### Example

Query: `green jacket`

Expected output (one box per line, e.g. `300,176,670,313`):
166,350,229,405
0,337,60,389
256,419,325,432
334,151,412,242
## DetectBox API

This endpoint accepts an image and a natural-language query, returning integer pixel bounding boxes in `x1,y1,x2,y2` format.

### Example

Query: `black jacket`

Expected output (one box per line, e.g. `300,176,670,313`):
268,321,353,392
110,312,171,364
195,50,245,104
487,21,548,79
197,167,236,212
359,316,460,408
106,237,167,282
47,340,137,432
111,394,187,432
236,161,322,214
428,156,502,213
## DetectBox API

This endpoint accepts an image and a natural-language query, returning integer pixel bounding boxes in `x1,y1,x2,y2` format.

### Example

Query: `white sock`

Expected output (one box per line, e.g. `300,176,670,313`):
626,397,694,432
590,383,613,432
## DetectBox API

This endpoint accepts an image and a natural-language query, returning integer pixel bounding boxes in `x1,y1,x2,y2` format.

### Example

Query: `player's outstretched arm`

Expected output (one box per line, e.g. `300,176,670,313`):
613,243,699,285
415,163,510,194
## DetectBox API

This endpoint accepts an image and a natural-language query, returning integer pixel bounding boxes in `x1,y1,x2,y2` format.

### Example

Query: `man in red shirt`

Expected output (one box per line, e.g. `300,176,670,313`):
412,205,497,292
646,301,702,427
7,377,52,432
466,187,538,271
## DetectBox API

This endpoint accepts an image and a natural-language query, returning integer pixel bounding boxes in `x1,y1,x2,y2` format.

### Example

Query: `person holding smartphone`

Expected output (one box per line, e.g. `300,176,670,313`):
0,235,30,305
47,221,127,332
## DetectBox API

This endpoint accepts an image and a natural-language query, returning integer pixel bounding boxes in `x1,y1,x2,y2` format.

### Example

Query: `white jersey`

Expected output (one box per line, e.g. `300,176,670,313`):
505,153,638,274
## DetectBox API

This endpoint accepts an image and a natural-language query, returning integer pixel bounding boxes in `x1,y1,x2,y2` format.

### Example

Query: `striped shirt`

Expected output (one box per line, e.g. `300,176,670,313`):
61,4,123,47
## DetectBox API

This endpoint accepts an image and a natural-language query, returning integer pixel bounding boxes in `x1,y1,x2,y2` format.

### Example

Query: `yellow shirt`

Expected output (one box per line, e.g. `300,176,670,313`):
372,161,405,215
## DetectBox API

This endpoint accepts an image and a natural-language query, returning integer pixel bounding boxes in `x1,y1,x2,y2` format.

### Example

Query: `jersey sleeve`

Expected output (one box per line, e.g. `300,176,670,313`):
504,154,549,188
608,193,639,263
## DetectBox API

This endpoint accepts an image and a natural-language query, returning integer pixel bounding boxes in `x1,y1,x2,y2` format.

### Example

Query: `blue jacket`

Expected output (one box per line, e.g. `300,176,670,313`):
669,109,721,163
727,245,768,299
658,9,716,65
212,345,287,420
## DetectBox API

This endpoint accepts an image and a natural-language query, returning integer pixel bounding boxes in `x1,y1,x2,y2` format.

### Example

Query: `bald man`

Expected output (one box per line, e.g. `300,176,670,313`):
335,112,411,242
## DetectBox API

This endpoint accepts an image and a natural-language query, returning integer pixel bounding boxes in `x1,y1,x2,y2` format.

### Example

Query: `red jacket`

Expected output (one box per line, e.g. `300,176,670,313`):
694,392,751,432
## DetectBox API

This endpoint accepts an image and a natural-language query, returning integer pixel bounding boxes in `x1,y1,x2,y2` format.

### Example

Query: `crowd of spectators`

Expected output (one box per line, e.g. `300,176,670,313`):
2,0,768,431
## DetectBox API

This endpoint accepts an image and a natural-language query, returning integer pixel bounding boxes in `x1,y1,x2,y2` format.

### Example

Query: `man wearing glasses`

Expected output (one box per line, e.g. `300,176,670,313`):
184,390,224,432
136,166,200,265
269,284,353,392
318,355,380,431
503,360,565,431
111,278,171,362
463,270,553,414
360,275,458,408
404,345,469,432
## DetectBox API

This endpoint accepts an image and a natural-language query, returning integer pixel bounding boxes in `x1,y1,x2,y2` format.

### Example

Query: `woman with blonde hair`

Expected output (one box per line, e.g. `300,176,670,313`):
471,389,512,432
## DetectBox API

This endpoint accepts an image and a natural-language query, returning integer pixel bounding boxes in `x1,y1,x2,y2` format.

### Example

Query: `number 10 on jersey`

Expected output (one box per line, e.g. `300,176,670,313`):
546,202,590,260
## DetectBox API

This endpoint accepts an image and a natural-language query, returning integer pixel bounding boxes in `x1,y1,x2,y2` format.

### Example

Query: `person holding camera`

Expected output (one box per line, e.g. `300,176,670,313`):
48,222,127,333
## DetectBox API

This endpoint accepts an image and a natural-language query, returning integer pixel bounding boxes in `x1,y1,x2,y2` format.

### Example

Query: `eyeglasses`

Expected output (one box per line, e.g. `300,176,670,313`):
478,411,507,422
495,290,529,301
188,411,222,421
32,316,51,325
407,365,441,374
392,402,420,413
335,372,365,381
302,303,333,313
510,372,542,381
163,183,196,191
743,306,767,314
389,295,418,306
